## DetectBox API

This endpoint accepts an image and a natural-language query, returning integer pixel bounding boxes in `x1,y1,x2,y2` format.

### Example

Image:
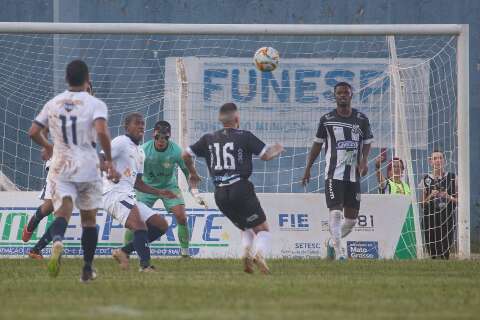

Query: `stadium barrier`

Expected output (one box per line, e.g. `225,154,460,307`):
0,192,415,259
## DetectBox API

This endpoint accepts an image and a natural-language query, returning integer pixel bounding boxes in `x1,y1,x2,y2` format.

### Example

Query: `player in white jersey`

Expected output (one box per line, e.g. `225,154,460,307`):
21,155,54,259
29,60,116,282
102,112,176,272
22,82,95,260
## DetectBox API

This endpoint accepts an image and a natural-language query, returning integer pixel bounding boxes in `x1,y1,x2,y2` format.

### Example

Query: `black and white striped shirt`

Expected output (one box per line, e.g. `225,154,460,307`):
315,108,373,182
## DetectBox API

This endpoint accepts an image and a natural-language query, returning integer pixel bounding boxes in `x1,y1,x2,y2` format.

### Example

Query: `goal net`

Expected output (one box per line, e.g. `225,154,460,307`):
0,23,469,259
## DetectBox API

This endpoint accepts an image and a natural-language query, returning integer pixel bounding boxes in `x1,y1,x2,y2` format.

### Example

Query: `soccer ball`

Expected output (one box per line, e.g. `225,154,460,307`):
253,47,279,72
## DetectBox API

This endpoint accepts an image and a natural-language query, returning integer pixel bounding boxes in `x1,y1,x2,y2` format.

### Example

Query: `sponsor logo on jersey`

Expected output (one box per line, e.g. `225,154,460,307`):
328,179,335,200
162,162,173,169
424,177,432,186
351,124,362,135
64,102,75,112
336,140,359,150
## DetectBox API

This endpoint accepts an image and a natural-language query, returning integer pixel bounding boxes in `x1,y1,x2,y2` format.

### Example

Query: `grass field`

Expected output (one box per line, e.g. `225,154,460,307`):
1,258,479,320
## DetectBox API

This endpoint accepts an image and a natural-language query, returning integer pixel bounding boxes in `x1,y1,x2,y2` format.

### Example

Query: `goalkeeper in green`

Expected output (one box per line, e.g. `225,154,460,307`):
124,120,200,257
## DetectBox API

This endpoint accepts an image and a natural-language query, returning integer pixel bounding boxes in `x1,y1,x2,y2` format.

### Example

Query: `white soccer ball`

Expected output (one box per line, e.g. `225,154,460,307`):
253,47,279,72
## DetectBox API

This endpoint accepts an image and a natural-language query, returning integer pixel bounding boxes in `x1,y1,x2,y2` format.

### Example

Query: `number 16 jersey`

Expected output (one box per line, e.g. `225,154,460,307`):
34,90,108,182
186,128,267,186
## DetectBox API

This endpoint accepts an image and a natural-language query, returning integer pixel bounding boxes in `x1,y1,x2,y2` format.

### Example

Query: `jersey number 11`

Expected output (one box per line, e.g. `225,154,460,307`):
59,115,78,145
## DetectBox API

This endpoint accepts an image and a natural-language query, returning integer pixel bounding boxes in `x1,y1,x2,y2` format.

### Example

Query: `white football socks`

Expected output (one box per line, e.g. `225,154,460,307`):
254,230,271,258
329,210,343,255
241,229,255,258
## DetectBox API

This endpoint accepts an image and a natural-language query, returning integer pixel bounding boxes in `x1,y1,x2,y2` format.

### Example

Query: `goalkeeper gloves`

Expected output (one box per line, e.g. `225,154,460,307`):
190,188,208,209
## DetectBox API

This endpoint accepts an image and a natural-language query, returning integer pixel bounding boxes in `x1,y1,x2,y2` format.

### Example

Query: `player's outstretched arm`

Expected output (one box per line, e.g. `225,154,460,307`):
181,151,201,189
98,153,120,183
28,122,53,158
39,127,52,161
134,174,176,199
302,142,323,186
260,143,284,161
95,118,118,181
181,151,208,208
95,119,112,161
178,151,201,188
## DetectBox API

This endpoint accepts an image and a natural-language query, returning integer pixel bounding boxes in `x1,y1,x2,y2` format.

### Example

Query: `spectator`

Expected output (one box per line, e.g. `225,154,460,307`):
420,150,457,259
375,155,411,195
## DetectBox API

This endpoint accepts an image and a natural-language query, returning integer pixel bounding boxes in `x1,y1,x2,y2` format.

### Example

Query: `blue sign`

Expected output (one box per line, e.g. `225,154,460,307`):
347,241,379,259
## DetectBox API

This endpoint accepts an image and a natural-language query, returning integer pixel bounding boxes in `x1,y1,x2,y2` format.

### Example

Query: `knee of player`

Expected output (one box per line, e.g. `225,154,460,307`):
252,221,269,233
57,197,74,216
344,207,359,219
159,219,169,232
176,216,187,225
81,221,96,228
125,214,147,231
173,210,187,225
147,215,169,232
41,200,54,215
80,211,97,227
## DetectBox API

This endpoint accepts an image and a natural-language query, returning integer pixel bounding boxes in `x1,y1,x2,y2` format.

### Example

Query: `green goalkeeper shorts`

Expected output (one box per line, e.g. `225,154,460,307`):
136,187,185,212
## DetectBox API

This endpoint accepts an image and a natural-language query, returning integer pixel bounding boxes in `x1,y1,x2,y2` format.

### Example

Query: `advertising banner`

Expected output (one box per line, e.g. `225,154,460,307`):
164,57,429,149
0,192,415,259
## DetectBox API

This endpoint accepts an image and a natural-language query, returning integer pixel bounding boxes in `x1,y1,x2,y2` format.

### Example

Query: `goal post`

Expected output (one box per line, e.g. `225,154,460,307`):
457,24,470,259
387,35,424,259
0,23,470,259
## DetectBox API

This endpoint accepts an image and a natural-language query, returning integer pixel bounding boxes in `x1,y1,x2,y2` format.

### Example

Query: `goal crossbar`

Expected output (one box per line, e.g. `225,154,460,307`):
0,22,465,35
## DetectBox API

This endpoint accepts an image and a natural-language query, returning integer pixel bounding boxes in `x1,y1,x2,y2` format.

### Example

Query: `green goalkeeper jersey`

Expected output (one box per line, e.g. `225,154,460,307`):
141,139,189,189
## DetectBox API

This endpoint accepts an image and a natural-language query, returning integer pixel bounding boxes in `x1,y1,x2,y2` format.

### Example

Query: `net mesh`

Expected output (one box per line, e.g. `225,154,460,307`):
0,32,459,258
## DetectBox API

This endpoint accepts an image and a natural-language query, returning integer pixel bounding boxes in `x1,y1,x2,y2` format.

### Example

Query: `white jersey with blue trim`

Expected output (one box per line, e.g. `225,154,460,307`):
103,135,145,195
34,90,108,182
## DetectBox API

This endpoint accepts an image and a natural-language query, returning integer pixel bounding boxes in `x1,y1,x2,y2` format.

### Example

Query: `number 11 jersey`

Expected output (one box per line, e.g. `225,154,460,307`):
34,90,108,182
186,128,267,186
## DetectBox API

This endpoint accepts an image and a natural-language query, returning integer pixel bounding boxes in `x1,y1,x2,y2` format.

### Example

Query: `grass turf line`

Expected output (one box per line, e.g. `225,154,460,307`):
0,259,479,320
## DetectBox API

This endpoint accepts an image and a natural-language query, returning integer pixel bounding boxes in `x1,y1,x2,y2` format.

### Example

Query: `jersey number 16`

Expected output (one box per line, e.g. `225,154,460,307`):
212,142,236,170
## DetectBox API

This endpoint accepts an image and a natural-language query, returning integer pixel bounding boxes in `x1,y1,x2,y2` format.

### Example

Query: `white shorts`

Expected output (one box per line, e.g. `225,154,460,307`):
38,179,53,201
102,191,157,226
50,179,103,211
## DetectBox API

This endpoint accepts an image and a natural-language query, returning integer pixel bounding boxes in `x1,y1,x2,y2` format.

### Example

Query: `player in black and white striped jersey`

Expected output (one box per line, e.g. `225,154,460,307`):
302,82,373,260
